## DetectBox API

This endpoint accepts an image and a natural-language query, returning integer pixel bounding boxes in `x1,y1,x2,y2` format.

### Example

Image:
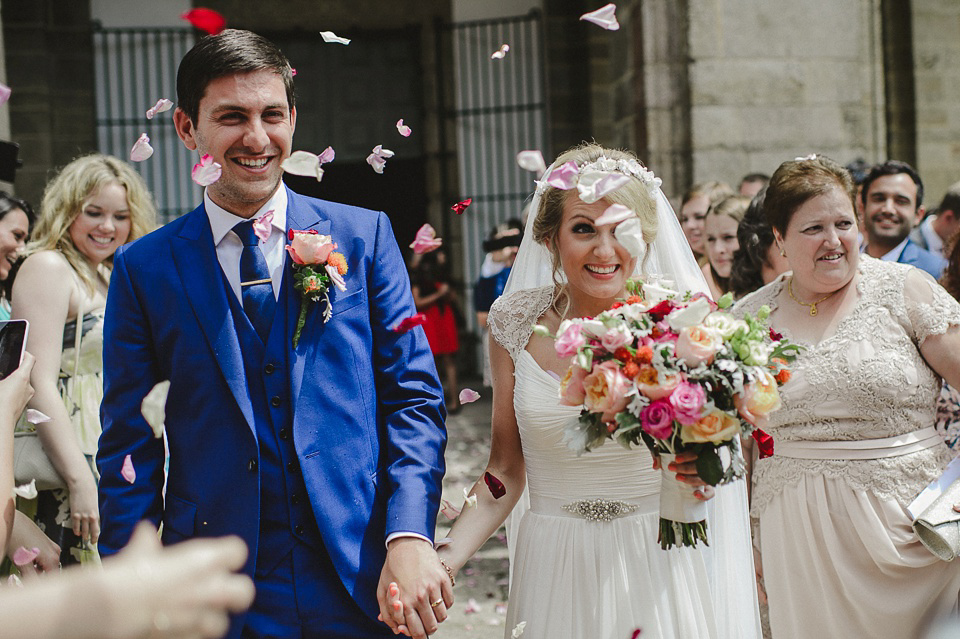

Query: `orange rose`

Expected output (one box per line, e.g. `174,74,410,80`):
680,409,741,444
735,369,782,426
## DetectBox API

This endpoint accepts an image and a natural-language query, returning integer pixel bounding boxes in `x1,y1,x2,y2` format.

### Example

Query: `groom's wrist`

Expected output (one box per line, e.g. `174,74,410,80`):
385,532,432,550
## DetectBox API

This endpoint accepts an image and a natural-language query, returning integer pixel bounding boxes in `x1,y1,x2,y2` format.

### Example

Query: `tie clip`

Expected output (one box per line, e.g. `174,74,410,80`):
241,278,272,287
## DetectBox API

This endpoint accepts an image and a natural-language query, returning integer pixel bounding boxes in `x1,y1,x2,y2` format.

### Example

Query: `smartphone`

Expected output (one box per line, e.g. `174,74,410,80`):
0,319,28,380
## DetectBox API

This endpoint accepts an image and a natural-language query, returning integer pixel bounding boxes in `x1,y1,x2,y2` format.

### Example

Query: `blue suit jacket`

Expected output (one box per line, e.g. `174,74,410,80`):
98,187,446,620
899,238,947,279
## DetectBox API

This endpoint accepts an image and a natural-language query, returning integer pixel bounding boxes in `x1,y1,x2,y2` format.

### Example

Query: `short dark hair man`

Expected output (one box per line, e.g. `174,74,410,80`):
860,160,947,278
910,180,960,259
98,29,449,639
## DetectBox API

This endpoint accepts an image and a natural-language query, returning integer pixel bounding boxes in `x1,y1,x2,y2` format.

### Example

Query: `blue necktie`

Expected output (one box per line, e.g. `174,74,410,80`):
234,219,276,341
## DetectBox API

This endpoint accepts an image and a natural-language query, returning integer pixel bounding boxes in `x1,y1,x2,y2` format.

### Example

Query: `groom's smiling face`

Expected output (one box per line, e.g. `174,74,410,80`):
174,69,296,218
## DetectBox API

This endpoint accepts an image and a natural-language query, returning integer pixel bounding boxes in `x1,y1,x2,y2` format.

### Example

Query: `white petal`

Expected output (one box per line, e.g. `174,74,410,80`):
130,133,154,162
25,409,51,424
145,98,173,119
12,479,37,500
396,119,412,137
463,487,478,508
512,621,527,638
594,203,634,226
281,150,322,178
516,150,547,176
141,380,170,439
580,3,620,30
320,31,351,45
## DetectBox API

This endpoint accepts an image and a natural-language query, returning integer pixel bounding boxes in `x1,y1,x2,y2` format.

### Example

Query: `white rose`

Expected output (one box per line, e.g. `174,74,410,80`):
666,297,713,331
642,281,677,304
744,341,773,366
703,311,748,339
578,319,607,339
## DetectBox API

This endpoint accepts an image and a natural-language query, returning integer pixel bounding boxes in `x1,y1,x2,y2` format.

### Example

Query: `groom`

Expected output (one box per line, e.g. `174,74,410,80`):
98,29,450,639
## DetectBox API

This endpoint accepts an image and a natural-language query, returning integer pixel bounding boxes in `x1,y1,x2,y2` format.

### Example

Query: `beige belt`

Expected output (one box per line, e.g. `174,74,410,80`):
775,427,943,460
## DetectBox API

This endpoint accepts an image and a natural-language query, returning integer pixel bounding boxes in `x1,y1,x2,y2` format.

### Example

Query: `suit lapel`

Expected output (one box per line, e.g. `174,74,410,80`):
284,189,329,411
172,205,256,435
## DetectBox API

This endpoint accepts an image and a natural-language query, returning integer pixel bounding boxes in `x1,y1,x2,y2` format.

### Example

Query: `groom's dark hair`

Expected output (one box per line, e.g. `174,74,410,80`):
176,28,296,125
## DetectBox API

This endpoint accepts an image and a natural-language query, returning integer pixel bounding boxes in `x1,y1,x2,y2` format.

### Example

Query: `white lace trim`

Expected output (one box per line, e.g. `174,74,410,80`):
488,286,555,363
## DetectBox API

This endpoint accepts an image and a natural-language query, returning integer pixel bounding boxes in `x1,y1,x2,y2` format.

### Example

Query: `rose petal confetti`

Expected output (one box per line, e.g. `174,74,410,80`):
366,145,395,174
546,160,579,190
491,44,510,59
440,499,461,520
130,133,154,162
396,119,412,137
459,388,481,404
512,621,527,638
580,3,620,30
12,547,39,567
25,409,51,424
577,171,631,204
594,203,635,227
464,598,482,614
630,630,643,639
145,98,173,119
516,150,547,176
181,8,226,35
451,198,472,215
0,82,11,108
121,454,136,484
141,380,170,439
282,149,332,182
392,313,427,333
252,210,274,243
463,487,478,508
291,69,297,76
7,574,22,587
320,31,351,45
325,263,347,292
483,471,506,499
495,603,507,615
192,154,222,186
12,479,37,500
410,224,442,254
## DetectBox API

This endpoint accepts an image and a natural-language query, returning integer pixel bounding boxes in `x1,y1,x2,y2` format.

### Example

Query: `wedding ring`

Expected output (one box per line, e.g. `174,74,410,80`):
430,598,444,608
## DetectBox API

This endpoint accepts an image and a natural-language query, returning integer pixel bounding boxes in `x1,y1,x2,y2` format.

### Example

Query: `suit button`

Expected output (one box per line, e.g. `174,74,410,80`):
291,493,300,504
248,458,257,472
264,363,275,374
295,524,305,535
279,428,288,440
271,396,281,407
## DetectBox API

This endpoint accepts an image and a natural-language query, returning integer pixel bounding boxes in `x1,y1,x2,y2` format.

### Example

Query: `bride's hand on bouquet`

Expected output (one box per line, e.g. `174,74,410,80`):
665,451,716,502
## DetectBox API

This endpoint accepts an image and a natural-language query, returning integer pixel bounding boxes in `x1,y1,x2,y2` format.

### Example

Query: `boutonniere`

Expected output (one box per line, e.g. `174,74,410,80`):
286,229,348,348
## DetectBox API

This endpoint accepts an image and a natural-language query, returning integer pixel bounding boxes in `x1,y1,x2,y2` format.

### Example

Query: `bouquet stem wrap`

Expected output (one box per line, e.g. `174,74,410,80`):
658,453,708,549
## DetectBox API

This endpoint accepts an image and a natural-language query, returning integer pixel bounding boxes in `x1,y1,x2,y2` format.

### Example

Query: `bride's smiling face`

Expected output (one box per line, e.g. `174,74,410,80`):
551,194,637,313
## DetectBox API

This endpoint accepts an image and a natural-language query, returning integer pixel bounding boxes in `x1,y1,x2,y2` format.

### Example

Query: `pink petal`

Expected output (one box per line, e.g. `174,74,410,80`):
396,119,412,137
320,31,351,45
130,133,154,162
580,3,620,30
491,44,510,59
145,98,173,119
25,409,51,424
12,546,39,567
291,69,297,77
409,223,442,254
181,8,226,35
546,160,579,190
459,388,481,404
0,82,12,108
464,598,482,614
593,173,632,200
451,198,472,215
121,454,136,484
594,203,634,226
440,499,461,520
516,150,547,176
317,146,336,165
252,210,274,243
366,145,395,174
192,154,222,186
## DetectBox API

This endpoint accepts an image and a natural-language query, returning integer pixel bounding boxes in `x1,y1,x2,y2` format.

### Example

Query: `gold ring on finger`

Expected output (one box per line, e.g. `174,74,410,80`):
430,598,443,608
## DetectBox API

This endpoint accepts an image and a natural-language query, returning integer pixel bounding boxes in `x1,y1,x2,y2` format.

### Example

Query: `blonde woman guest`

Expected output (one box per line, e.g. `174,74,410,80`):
702,195,750,299
11,154,155,565
679,181,734,265
735,155,960,639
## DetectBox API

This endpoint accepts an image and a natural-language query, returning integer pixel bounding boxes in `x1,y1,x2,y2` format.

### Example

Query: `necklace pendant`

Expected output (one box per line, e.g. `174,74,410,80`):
809,305,818,316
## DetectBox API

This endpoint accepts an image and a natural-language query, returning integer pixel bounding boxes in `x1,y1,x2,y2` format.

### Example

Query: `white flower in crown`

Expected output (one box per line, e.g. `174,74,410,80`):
534,156,662,198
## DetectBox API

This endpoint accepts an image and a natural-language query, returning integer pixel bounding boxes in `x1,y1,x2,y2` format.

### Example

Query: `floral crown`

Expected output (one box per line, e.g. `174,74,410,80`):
535,155,662,200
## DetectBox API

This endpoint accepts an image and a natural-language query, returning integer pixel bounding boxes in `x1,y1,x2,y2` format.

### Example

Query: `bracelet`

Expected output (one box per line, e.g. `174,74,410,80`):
437,556,456,587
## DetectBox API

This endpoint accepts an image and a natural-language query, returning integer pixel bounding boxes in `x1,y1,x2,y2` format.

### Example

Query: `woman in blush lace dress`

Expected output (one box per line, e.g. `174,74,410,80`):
734,155,960,638
428,144,760,639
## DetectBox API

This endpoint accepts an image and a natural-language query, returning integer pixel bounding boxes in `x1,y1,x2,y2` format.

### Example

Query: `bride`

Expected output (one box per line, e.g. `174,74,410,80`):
415,144,760,639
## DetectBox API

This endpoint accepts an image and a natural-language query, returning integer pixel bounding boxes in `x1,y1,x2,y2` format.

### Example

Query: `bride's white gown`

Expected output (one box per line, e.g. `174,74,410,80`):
490,287,761,639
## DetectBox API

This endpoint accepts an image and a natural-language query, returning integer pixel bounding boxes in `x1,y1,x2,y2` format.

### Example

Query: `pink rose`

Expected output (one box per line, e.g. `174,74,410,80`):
640,399,675,439
583,360,631,421
668,381,706,425
735,369,782,427
555,322,586,358
558,364,588,406
675,325,722,367
600,324,633,352
286,229,336,265
634,367,681,400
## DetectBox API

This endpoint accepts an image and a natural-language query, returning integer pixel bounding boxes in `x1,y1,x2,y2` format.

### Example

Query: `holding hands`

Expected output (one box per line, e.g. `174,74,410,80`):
377,538,454,638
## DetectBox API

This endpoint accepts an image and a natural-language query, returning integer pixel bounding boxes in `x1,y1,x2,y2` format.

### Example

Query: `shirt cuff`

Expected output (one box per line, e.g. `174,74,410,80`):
385,532,432,549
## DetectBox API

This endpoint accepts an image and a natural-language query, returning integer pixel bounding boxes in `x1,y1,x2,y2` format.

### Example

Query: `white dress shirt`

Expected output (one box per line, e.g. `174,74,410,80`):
205,187,288,303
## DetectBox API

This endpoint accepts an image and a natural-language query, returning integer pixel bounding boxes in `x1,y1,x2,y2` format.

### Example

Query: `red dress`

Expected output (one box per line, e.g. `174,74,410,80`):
421,286,459,356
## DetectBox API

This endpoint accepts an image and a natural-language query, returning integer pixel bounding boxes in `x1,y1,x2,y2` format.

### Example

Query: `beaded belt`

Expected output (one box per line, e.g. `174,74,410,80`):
561,498,640,522
775,427,943,460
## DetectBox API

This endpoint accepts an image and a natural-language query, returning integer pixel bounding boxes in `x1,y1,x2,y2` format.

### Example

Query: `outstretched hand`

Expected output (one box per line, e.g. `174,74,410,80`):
377,538,453,638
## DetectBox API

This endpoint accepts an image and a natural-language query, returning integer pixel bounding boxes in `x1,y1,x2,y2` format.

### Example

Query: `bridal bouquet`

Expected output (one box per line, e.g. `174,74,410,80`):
540,280,797,549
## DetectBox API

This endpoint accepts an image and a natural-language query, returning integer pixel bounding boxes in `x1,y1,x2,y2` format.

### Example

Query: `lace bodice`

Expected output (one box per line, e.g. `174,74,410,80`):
488,286,554,364
734,257,960,514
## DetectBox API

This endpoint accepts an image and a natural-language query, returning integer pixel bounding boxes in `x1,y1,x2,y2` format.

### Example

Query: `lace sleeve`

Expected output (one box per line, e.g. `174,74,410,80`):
902,268,960,344
488,286,554,363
